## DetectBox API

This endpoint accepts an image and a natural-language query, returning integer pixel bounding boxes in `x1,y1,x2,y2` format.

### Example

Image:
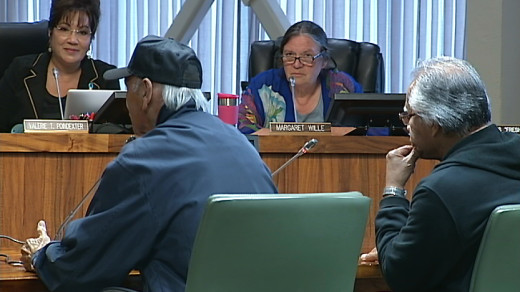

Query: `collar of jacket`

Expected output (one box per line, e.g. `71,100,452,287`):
23,52,102,118
156,99,201,126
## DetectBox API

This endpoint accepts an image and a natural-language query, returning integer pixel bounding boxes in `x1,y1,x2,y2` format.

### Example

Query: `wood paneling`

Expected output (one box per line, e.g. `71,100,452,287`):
0,133,411,291
0,133,437,254
0,134,130,248
257,134,437,253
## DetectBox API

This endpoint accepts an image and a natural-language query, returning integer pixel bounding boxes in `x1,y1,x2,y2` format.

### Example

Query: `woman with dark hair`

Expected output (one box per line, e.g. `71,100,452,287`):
238,20,362,134
0,0,119,132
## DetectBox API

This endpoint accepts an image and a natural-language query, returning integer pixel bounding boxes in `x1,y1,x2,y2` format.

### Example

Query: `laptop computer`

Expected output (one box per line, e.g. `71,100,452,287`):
64,89,120,119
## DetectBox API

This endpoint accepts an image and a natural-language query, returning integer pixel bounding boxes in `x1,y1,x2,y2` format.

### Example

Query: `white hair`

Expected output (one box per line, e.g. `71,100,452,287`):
162,85,209,113
408,56,491,136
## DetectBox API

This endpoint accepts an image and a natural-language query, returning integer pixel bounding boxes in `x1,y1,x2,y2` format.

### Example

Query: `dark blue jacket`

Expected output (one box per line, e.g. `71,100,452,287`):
33,101,278,292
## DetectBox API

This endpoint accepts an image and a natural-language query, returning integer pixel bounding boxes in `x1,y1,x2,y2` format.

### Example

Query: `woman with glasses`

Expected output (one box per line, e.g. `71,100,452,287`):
0,0,119,133
238,20,363,134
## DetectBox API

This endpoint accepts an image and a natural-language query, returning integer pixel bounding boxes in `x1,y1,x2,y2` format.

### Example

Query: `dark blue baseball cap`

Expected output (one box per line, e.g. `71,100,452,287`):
104,35,202,89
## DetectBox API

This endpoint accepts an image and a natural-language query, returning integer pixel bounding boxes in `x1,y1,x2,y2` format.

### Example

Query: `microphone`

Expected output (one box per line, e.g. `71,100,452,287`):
52,68,65,120
289,76,297,122
289,76,296,88
271,138,318,177
298,138,318,154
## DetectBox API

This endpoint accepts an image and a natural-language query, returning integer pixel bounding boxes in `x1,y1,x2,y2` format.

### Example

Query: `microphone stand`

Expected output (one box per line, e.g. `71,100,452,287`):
54,178,101,240
289,76,297,122
271,138,318,177
54,137,137,240
271,151,303,177
52,68,65,120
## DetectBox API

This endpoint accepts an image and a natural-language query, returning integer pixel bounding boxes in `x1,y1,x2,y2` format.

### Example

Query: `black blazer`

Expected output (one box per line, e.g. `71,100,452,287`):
0,52,120,132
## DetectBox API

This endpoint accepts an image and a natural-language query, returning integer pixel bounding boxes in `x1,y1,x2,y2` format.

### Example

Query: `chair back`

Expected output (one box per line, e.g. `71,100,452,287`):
0,20,49,80
469,204,520,292
185,192,371,292
248,37,384,93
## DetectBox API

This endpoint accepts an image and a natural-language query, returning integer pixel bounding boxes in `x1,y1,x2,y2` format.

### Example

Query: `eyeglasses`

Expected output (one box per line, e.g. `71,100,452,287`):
281,52,323,66
398,111,418,126
54,25,92,39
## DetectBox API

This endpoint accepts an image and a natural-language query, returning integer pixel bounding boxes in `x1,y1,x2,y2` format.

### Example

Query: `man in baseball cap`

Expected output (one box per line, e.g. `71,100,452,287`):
102,35,207,136
21,36,277,292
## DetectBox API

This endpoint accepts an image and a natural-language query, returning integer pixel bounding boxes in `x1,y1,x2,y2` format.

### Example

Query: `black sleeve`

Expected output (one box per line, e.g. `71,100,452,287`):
375,186,462,292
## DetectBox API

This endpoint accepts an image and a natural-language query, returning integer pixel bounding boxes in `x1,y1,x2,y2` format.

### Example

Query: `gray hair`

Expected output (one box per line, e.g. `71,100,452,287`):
408,56,491,136
279,20,333,68
162,85,209,113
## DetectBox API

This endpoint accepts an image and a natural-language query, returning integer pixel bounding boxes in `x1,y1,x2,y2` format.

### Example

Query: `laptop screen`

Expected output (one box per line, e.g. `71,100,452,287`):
64,89,120,119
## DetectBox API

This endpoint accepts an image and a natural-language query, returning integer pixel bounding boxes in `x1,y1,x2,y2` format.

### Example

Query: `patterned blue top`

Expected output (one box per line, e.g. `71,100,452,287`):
238,67,363,134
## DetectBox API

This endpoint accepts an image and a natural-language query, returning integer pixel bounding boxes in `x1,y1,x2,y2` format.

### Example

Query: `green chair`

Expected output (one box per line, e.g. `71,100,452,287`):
185,192,371,292
469,204,520,292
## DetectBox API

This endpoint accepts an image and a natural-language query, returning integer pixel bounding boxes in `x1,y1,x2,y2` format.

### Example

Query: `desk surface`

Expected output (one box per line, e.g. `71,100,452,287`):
0,133,131,153
0,247,142,291
0,132,409,154
0,247,388,291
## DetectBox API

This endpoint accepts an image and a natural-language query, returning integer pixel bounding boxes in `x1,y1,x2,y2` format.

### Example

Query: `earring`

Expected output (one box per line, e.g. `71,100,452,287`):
48,46,52,53
86,44,93,59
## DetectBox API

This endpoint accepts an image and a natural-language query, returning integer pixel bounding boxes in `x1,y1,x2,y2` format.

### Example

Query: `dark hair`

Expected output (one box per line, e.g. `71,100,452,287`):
48,0,101,38
279,20,331,67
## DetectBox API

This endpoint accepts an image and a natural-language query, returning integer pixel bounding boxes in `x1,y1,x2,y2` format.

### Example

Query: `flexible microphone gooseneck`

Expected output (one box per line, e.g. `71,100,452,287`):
271,138,318,177
289,76,297,122
54,178,101,240
52,68,65,120
54,136,137,240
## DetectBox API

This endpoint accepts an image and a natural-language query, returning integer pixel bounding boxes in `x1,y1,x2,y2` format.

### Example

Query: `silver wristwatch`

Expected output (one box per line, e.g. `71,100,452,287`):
382,186,407,198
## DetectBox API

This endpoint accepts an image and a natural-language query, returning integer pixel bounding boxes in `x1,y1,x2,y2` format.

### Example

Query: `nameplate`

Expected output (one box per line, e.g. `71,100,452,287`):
497,125,520,134
270,122,331,133
23,119,89,133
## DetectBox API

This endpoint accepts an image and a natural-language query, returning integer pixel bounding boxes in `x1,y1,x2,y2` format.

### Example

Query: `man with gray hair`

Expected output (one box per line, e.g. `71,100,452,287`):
21,35,277,292
363,56,520,291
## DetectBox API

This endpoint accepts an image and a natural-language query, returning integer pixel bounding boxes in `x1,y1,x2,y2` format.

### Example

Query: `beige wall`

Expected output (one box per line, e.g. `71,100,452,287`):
466,0,520,124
